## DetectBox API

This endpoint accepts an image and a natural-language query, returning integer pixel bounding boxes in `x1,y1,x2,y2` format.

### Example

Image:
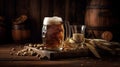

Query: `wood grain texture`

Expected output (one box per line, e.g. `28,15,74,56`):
85,0,120,41
0,44,120,67
0,0,120,43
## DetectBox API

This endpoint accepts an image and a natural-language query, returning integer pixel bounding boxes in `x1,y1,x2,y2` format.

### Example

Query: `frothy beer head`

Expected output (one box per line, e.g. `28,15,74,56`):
43,16,63,25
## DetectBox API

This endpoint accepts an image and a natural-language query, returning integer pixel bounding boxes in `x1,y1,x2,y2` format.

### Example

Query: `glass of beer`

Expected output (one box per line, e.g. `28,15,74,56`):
70,25,86,47
42,16,64,51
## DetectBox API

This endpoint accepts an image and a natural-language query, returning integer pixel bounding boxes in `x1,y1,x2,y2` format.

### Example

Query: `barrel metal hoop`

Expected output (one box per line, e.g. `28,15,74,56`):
87,5,111,9
86,26,116,31
12,25,25,30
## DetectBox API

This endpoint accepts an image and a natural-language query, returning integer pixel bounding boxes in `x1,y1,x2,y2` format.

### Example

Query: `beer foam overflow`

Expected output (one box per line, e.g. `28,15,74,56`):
43,16,63,25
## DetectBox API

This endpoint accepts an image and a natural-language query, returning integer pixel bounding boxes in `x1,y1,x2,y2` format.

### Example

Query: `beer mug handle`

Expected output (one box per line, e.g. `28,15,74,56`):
42,25,47,44
64,21,71,40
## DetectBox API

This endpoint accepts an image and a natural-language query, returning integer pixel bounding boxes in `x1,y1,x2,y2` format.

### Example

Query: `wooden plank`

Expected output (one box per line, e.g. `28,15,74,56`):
0,0,6,43
76,0,86,25
0,0,5,16
4,0,16,43
68,0,76,25
4,0,15,18
15,0,29,16
41,0,50,20
0,45,89,61
0,45,120,67
53,0,65,20
65,0,69,21
29,0,41,43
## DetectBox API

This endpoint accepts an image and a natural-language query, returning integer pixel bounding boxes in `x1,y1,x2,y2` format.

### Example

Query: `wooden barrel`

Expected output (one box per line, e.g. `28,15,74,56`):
85,0,119,41
12,24,30,43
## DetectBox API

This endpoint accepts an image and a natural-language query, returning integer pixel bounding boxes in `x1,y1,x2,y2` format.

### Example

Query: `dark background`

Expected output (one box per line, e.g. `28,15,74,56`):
0,0,120,44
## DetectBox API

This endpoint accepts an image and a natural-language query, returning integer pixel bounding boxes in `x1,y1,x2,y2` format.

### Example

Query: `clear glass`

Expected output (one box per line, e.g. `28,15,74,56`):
70,25,86,48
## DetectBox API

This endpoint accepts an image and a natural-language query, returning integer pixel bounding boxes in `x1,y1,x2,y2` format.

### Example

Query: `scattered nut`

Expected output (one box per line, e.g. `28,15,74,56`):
10,52,14,55
33,44,37,47
21,49,28,52
16,52,21,56
28,43,33,47
36,54,41,58
28,48,33,51
11,48,16,51
22,52,28,56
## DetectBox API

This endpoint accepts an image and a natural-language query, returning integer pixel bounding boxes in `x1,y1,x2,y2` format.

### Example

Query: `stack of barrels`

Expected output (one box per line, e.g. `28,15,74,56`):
12,15,31,43
85,0,119,41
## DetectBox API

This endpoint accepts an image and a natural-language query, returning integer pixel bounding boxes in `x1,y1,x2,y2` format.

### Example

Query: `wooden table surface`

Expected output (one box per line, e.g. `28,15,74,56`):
0,44,120,67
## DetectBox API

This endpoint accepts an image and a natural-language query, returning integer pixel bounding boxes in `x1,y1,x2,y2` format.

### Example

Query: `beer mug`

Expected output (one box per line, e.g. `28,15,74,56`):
42,16,65,51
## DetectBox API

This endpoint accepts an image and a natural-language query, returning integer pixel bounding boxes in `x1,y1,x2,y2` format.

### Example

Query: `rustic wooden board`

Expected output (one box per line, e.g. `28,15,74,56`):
0,44,120,67
0,44,91,61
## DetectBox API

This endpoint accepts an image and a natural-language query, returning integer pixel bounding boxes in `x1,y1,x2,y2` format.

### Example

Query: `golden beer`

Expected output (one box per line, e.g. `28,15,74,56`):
42,17,64,50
